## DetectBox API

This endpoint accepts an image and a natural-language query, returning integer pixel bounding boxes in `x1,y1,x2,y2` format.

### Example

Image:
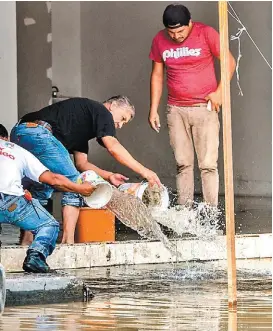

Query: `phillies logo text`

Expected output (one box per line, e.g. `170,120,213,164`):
163,47,202,61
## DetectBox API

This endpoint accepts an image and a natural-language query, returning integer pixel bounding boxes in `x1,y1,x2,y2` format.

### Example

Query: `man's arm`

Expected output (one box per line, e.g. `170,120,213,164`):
74,151,114,180
39,171,95,196
206,52,236,112
101,136,161,186
149,61,164,132
21,144,95,196
73,151,129,186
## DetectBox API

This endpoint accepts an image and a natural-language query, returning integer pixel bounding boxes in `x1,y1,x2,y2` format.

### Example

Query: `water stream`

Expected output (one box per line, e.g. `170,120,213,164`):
106,188,179,257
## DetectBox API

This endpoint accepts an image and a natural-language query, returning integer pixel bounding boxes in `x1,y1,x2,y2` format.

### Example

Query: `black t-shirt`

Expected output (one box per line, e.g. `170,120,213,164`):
21,98,116,154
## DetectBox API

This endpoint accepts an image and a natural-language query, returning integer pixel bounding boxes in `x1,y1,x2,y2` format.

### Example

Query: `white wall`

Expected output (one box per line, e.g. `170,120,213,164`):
0,2,18,131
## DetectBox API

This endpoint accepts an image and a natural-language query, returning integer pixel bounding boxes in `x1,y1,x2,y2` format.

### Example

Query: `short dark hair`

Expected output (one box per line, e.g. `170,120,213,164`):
163,4,191,28
0,124,8,138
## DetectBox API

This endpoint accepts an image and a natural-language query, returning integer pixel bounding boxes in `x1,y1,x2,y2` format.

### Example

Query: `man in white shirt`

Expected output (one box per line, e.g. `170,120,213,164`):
0,124,94,273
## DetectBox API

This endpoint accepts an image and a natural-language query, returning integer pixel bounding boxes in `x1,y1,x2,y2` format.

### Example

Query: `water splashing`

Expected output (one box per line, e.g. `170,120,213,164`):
151,202,223,239
106,187,224,261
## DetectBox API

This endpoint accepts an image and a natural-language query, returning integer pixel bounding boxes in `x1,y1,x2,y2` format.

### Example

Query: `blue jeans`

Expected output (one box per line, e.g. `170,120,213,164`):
10,123,83,207
0,194,59,258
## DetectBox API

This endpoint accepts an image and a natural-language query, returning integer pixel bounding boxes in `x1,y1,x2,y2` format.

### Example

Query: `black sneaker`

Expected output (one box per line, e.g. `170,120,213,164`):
23,250,50,273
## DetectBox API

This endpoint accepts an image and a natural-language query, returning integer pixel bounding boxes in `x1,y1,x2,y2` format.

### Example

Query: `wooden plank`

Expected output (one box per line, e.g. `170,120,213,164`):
218,0,237,307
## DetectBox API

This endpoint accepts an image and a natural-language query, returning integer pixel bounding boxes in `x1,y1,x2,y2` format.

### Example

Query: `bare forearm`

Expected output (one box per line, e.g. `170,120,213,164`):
42,173,87,193
101,136,160,186
150,72,163,115
53,180,82,193
108,143,146,176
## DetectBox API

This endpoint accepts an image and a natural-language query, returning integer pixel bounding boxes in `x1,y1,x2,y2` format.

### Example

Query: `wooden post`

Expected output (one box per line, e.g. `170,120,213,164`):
218,0,237,307
228,309,237,331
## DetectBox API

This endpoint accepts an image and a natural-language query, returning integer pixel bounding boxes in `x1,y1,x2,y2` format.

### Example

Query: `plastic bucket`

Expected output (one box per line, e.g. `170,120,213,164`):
118,182,169,211
75,208,115,243
77,170,113,209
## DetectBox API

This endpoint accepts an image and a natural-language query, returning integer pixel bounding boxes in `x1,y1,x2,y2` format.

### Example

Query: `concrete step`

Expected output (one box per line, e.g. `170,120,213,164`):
0,234,271,272
4,271,89,306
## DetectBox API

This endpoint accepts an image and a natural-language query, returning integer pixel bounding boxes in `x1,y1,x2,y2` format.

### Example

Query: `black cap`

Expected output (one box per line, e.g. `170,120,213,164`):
163,4,191,29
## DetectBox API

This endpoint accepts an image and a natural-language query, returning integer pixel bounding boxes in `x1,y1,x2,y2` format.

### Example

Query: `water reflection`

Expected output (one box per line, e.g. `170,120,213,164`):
0,260,271,331
0,293,270,331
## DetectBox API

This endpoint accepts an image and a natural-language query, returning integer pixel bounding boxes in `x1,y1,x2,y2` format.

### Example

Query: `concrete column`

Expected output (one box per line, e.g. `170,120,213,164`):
52,2,81,97
0,2,18,131
16,1,52,117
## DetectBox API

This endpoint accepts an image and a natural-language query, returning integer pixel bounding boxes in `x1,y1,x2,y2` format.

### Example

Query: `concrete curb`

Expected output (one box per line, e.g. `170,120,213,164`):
0,234,271,272
5,272,86,306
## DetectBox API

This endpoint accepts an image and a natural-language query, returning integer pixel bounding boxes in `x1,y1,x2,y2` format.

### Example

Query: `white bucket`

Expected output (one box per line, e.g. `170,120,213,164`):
77,170,113,209
118,182,169,211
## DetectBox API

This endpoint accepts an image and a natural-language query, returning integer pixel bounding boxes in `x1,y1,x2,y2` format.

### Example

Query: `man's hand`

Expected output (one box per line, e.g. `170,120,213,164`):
109,173,129,186
78,182,96,196
149,113,161,133
142,169,161,187
205,90,222,113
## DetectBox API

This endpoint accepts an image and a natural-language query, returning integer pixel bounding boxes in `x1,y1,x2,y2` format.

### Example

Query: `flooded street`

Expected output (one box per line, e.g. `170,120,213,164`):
1,259,271,330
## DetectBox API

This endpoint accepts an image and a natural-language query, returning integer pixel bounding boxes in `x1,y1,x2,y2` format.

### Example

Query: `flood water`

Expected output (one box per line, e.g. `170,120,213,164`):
1,259,271,330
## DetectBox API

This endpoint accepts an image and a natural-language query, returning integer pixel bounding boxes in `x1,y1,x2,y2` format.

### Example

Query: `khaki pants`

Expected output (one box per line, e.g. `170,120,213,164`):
167,104,220,206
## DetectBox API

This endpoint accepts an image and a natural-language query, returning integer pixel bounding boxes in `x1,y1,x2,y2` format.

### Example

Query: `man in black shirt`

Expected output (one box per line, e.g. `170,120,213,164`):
11,96,161,243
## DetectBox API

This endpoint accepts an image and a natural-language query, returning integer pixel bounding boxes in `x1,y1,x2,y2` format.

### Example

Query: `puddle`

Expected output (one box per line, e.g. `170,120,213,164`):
0,259,271,330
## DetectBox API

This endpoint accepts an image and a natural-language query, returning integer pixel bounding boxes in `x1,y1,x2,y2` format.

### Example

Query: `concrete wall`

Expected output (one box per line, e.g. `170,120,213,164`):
228,1,272,197
16,1,52,118
78,1,271,197
16,1,271,198
0,2,18,131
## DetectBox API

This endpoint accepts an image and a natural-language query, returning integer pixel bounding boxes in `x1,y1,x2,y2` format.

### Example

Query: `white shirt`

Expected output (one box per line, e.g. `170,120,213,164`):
0,139,48,196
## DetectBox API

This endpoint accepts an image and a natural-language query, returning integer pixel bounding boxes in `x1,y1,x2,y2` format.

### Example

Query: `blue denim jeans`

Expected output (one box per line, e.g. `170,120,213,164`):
0,193,59,258
10,123,83,208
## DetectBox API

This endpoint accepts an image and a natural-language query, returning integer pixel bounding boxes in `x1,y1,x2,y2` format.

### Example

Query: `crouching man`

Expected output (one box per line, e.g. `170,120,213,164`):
0,124,94,273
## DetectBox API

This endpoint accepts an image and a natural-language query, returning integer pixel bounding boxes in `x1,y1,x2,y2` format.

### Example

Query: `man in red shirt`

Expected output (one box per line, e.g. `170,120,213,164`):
149,4,235,208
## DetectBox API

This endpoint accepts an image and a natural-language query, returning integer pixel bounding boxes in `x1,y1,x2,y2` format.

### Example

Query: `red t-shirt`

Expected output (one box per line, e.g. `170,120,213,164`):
149,22,220,106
